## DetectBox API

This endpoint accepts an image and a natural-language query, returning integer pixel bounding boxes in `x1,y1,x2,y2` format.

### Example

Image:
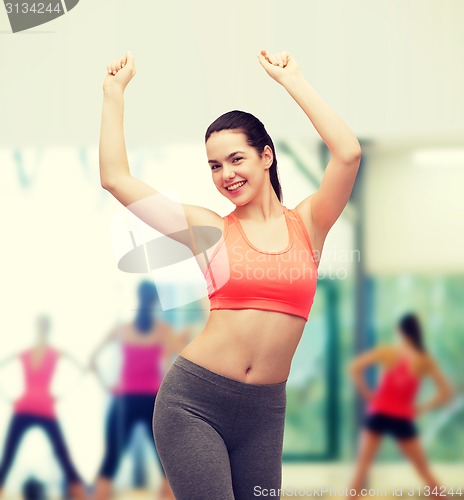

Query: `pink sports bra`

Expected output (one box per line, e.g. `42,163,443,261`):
203,206,318,321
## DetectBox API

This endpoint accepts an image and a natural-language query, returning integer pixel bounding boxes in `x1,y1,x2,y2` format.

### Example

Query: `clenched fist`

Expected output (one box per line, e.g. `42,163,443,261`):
103,51,136,93
257,49,301,84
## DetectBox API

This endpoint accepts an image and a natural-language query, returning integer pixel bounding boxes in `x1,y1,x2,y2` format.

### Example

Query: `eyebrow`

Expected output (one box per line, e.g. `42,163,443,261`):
208,151,246,165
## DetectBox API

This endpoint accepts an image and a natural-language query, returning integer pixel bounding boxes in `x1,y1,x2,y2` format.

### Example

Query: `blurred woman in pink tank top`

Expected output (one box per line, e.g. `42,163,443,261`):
90,281,190,500
0,314,87,499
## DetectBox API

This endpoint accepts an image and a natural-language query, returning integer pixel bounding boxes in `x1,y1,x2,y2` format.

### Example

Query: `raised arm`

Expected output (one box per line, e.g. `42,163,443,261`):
257,50,361,259
415,357,454,415
100,52,222,250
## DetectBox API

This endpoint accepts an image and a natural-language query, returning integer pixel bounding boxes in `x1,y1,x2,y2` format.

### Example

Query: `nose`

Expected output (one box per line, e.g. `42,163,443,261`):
222,165,236,181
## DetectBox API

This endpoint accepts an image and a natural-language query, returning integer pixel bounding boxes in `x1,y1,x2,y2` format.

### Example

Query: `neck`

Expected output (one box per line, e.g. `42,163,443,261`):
234,183,282,221
401,337,419,353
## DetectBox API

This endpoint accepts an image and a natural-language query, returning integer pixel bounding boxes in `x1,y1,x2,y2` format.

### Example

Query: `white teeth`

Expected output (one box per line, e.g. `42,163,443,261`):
226,181,246,191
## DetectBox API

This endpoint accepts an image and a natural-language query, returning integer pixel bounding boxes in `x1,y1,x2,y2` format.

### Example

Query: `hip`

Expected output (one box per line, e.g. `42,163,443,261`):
157,355,286,412
14,397,55,419
364,412,418,440
154,355,287,445
367,399,416,420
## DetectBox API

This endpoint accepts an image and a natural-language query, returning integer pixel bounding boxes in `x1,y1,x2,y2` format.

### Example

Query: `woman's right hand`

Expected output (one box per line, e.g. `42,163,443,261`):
103,51,136,93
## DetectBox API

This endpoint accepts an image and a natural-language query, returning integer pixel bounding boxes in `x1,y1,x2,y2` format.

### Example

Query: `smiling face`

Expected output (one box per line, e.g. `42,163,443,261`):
206,130,273,206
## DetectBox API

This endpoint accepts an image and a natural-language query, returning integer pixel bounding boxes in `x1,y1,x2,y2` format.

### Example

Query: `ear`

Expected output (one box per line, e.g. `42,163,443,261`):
263,145,274,170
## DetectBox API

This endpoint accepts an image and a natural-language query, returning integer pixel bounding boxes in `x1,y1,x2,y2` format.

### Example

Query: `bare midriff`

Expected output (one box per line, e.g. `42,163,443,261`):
179,309,306,384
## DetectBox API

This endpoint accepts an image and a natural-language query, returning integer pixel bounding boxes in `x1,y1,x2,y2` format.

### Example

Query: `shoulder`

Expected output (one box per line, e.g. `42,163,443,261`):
293,198,329,255
350,345,391,369
202,208,225,230
379,344,396,355
377,345,399,364
376,344,396,357
287,203,312,235
184,205,224,230
152,320,170,337
293,196,312,222
387,344,403,357
191,209,232,253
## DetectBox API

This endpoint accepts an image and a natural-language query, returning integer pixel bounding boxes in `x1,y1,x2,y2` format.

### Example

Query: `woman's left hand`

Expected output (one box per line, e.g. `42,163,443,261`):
257,49,301,84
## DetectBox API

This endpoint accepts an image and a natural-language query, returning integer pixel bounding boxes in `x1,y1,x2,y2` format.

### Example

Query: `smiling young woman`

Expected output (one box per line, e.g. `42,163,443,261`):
99,48,361,499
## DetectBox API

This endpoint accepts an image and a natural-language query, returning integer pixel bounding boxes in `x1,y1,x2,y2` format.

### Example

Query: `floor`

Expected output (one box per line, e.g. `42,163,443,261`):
115,463,464,499
3,463,463,499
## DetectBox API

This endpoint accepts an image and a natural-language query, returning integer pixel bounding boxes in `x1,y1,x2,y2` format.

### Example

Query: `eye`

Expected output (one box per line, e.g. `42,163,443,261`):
210,164,220,170
232,157,243,163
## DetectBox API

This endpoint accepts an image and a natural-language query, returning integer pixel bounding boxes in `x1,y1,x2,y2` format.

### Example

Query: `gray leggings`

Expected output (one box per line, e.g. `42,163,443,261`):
152,355,287,499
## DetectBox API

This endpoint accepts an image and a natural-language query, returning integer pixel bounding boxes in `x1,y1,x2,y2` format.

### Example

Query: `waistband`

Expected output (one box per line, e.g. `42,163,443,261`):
173,355,287,396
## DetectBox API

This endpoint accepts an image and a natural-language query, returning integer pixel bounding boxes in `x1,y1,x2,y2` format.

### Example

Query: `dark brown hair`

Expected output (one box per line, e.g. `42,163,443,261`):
399,313,426,352
205,110,282,202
